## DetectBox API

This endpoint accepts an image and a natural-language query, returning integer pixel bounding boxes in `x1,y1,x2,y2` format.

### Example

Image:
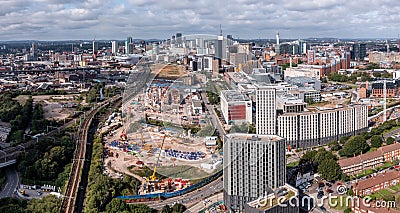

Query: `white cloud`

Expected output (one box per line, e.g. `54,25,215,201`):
0,0,399,40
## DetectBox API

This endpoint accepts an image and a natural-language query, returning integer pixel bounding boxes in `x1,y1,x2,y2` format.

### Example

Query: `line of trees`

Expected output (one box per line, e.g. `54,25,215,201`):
85,134,154,213
299,148,343,181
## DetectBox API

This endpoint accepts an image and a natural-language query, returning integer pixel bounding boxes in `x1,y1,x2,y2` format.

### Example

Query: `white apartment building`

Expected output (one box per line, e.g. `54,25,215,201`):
256,85,276,135
277,105,369,148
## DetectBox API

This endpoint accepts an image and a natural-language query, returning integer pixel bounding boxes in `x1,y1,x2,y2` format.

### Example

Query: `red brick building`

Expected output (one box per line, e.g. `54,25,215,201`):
338,143,400,175
353,170,400,196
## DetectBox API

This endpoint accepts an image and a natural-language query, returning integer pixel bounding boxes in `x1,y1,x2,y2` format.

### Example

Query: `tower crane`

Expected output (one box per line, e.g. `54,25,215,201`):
149,130,167,181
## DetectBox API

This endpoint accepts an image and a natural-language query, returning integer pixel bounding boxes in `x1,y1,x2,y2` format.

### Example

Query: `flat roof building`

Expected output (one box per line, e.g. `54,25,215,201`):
223,133,286,212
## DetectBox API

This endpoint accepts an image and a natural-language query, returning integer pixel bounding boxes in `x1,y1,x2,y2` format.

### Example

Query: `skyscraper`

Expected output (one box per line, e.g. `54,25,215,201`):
256,84,277,135
276,31,280,45
92,40,98,55
351,43,367,61
125,36,133,54
111,41,118,54
307,50,315,64
176,33,182,47
223,133,286,212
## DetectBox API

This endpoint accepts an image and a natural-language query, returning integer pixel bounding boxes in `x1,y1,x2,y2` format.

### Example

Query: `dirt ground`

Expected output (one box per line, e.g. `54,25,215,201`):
152,64,187,79
32,95,79,120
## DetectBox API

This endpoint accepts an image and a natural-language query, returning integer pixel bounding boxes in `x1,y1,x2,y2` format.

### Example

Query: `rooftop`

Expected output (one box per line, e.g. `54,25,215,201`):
354,170,400,190
338,143,400,169
221,90,250,102
225,133,284,142
277,93,304,105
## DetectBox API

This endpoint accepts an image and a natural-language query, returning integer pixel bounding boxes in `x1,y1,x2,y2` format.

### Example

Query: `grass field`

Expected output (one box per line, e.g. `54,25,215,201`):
156,165,211,180
330,196,351,210
370,189,395,201
390,183,400,191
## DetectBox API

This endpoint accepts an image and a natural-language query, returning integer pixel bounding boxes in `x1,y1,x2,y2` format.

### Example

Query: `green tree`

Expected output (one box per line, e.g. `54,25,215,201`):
26,195,61,213
328,140,341,151
341,135,370,157
316,150,336,164
339,136,350,144
104,199,131,213
370,135,383,148
172,203,187,213
318,159,342,181
387,137,395,145
299,150,317,165
344,208,352,213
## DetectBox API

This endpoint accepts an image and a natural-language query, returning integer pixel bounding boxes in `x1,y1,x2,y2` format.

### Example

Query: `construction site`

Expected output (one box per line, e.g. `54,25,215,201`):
102,73,222,196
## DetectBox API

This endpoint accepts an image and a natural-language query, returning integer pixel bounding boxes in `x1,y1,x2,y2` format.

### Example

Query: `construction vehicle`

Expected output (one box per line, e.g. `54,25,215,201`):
120,129,127,141
149,132,167,181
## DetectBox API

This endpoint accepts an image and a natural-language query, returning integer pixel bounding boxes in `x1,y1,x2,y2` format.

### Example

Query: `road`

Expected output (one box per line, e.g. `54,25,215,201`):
200,92,226,136
186,192,223,213
138,178,223,210
383,126,400,140
0,167,18,198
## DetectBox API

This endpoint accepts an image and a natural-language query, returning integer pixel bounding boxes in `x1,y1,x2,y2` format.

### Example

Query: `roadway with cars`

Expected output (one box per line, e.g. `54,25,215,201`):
200,91,226,136
0,166,19,198
136,178,223,210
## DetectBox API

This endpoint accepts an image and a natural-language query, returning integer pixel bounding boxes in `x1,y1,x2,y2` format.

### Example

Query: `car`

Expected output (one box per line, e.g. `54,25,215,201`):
326,182,332,187
317,193,324,199
326,188,333,193
318,182,325,188
298,185,305,190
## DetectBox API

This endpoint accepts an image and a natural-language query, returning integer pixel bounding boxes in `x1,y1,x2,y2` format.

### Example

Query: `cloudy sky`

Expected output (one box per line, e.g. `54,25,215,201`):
1,0,399,40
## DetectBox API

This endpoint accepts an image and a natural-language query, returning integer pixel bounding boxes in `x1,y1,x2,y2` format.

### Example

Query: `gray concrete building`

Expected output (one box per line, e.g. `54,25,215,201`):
223,133,286,212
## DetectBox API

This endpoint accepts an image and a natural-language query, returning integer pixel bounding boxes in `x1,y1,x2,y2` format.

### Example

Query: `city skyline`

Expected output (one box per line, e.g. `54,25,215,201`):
1,0,400,40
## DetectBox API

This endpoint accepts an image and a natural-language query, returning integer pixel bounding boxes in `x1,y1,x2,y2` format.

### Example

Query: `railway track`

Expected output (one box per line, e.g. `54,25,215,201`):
61,96,121,213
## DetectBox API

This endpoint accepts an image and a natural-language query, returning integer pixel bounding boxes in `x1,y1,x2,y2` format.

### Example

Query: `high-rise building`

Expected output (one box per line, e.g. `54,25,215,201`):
307,50,315,64
351,43,367,61
299,40,307,54
276,31,280,45
223,133,286,212
92,40,98,54
176,33,182,47
125,36,133,54
111,41,118,54
256,84,277,135
30,43,36,58
215,35,224,59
